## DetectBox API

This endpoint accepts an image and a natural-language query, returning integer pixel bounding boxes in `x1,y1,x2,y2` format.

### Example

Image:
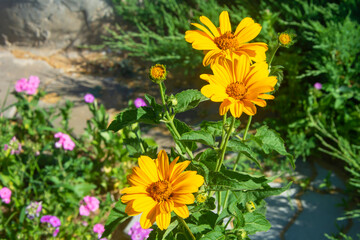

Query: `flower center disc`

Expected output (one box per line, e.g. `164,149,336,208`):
148,180,173,202
226,82,247,100
214,32,238,50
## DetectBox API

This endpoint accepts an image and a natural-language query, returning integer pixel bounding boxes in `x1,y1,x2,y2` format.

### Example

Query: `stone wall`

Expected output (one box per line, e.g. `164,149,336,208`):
0,0,114,49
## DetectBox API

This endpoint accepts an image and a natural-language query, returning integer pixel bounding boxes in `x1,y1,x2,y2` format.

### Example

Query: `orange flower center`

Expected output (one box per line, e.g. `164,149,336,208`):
150,66,166,79
226,82,247,100
148,180,173,202
214,32,238,51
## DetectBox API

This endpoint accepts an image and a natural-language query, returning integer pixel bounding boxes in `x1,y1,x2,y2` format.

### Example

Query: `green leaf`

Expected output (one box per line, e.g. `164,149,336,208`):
200,118,241,137
174,89,208,113
180,130,215,147
73,182,96,198
107,107,159,132
195,149,218,172
232,182,292,205
102,201,131,237
228,201,245,228
188,223,212,234
162,219,178,239
188,161,210,184
243,212,271,235
253,126,295,169
227,139,262,168
200,226,226,240
208,170,266,191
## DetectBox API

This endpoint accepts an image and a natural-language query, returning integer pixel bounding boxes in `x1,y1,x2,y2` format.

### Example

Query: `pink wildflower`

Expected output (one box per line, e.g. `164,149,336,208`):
93,223,105,239
53,228,60,237
134,98,147,108
40,215,53,223
14,76,40,95
314,82,322,90
25,201,42,219
84,93,95,103
0,187,11,204
128,221,152,240
79,196,100,216
49,216,61,228
54,132,75,151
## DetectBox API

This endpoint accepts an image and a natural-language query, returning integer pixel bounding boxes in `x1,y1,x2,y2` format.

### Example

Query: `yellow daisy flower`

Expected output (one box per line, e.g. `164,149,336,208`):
185,11,268,66
121,150,204,230
200,55,277,118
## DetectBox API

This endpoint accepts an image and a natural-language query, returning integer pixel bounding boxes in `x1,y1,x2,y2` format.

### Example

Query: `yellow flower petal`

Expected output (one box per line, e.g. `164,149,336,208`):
159,200,174,213
138,155,159,182
199,16,220,37
125,200,141,216
156,211,171,230
172,194,195,205
121,186,147,195
258,94,274,100
219,11,231,34
156,150,169,180
251,99,267,107
203,49,222,66
243,100,257,115
132,196,157,212
140,206,157,229
235,18,262,43
173,204,190,219
191,23,215,39
219,98,233,116
230,101,244,118
169,160,191,183
121,193,148,203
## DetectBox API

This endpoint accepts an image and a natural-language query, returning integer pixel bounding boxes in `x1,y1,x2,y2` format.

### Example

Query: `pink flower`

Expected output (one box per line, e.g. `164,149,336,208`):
40,215,53,223
128,221,152,240
84,93,95,103
14,76,40,95
134,98,147,108
54,132,75,151
83,196,100,212
49,216,61,228
314,82,322,90
53,228,60,237
79,205,90,216
93,223,105,239
0,187,11,204
79,196,100,216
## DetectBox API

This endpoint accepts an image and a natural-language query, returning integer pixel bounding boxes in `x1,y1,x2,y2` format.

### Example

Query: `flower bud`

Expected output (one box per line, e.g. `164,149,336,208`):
196,192,208,203
278,32,295,47
245,201,256,213
149,64,167,83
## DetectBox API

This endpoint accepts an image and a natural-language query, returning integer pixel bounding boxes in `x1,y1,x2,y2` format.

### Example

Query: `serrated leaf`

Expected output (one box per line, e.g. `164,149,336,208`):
253,126,295,169
174,89,208,113
232,182,292,205
243,212,271,235
200,226,226,240
188,223,212,234
180,130,215,147
107,107,159,132
208,170,265,191
227,139,262,168
196,149,218,172
102,201,131,237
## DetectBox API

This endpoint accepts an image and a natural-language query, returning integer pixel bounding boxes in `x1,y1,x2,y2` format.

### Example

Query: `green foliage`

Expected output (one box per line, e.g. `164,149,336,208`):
0,88,133,238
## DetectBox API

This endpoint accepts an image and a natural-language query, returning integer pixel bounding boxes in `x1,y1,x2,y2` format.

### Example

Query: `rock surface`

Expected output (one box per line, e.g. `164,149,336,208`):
0,0,114,48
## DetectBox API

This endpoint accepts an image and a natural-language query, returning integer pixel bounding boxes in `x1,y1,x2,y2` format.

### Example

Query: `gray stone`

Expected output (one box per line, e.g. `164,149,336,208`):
0,0,114,48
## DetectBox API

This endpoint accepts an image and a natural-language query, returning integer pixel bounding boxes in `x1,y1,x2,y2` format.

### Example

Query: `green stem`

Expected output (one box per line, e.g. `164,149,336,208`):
158,83,194,159
223,115,253,210
268,43,280,70
219,113,227,149
57,155,66,177
215,117,236,172
217,191,222,214
178,217,196,240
